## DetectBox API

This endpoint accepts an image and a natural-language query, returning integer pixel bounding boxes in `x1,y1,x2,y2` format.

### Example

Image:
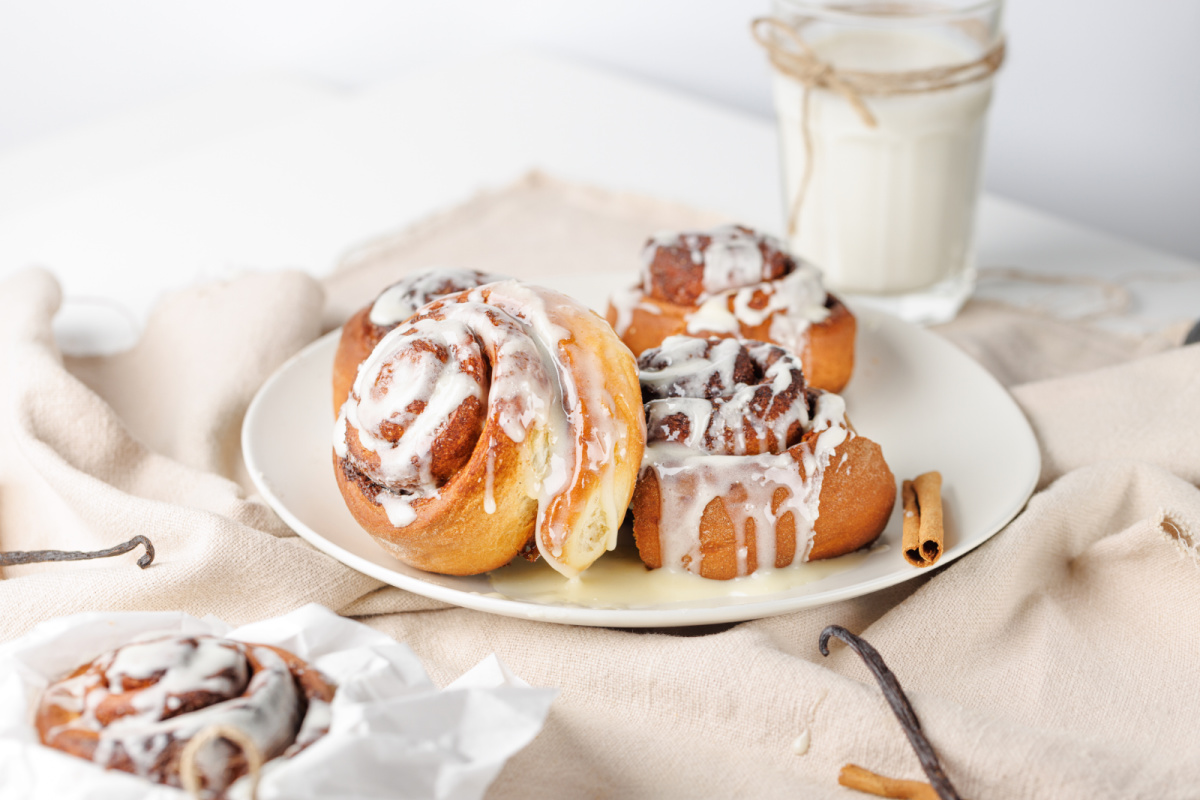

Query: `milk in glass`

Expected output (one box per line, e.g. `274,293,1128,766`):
770,3,1002,323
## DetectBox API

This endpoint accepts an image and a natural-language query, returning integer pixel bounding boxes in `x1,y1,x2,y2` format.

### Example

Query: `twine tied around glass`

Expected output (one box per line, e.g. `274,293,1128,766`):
751,15,1005,237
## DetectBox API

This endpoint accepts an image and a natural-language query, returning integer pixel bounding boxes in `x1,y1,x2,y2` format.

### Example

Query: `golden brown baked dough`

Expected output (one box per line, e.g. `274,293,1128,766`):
333,279,646,577
630,335,895,580
606,224,856,393
36,634,335,797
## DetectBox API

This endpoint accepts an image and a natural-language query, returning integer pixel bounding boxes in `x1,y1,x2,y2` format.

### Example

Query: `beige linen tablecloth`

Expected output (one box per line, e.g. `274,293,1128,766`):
4,174,1200,799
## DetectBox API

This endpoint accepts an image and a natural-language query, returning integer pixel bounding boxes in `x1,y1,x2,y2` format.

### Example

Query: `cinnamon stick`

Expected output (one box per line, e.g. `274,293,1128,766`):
839,764,940,800
901,480,920,564
902,472,943,567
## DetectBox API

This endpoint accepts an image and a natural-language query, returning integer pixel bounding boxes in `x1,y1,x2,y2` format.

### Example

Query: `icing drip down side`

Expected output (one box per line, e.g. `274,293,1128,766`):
336,298,553,529
637,335,850,577
640,337,810,455
336,280,642,577
684,267,831,355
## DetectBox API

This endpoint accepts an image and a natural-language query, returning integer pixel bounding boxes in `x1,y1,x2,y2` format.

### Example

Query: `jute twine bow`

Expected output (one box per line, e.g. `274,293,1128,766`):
751,15,1006,237
180,724,264,800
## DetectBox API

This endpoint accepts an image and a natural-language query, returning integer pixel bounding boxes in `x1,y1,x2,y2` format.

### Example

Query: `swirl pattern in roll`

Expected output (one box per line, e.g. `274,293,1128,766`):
36,634,335,796
333,268,508,411
606,224,856,392
631,335,895,580
333,280,646,577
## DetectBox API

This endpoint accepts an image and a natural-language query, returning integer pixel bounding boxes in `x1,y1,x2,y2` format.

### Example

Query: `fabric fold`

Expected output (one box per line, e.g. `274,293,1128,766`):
368,461,1200,799
2,177,1199,799
1013,343,1200,488
0,268,381,627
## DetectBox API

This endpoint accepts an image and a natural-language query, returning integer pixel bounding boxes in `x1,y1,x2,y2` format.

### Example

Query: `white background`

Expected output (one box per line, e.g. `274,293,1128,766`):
1,0,1197,259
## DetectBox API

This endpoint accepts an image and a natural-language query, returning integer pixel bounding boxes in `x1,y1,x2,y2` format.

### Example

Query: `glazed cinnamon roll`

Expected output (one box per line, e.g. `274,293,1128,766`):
333,280,646,577
36,634,335,797
606,225,856,392
333,268,508,411
630,336,895,580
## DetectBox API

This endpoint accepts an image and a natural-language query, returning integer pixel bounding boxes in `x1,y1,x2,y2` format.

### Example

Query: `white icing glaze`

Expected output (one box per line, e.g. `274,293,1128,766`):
338,300,545,527
640,337,810,456
641,225,790,296
331,413,349,459
471,283,635,572
622,227,831,357
700,225,768,292
367,268,507,327
636,337,849,578
287,697,332,755
646,445,819,574
685,267,831,354
336,280,639,577
40,636,327,793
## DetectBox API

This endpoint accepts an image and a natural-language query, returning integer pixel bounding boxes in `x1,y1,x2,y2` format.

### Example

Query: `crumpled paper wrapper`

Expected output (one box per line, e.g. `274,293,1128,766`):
0,603,557,799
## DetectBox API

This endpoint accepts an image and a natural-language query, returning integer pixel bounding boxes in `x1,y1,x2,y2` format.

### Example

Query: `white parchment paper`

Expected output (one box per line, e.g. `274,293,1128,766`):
0,604,557,800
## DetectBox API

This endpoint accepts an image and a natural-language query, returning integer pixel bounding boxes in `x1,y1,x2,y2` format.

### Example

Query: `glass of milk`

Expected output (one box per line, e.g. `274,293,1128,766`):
769,0,1004,324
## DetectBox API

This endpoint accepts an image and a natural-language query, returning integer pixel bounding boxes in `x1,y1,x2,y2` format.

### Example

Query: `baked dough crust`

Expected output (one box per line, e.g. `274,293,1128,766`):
333,280,646,577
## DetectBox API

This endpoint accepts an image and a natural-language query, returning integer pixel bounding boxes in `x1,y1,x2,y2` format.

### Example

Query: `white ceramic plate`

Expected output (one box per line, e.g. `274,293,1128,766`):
243,274,1039,627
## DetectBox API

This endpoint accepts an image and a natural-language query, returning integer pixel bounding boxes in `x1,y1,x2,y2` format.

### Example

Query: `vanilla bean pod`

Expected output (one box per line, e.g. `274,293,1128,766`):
819,625,961,800
0,535,154,569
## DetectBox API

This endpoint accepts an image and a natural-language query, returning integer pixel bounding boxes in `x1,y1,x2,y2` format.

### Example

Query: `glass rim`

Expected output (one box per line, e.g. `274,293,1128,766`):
771,0,1002,24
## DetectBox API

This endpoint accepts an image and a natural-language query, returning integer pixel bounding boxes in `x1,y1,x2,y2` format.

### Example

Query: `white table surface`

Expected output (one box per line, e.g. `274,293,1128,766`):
1,50,1196,354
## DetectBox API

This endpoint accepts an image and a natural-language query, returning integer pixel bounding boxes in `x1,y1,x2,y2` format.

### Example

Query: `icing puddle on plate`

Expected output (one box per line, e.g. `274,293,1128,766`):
486,534,884,609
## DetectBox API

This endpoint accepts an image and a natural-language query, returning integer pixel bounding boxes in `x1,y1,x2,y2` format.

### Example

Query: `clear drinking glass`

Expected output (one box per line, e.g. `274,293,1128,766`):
767,0,1004,324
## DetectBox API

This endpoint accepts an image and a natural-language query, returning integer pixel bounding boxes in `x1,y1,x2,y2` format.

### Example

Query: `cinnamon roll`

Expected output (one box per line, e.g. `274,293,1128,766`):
334,268,508,411
630,335,895,580
606,224,856,392
333,280,646,577
36,634,335,797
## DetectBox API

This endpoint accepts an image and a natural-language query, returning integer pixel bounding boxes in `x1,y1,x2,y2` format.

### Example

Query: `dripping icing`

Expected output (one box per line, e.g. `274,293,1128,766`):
336,280,641,577
637,336,849,578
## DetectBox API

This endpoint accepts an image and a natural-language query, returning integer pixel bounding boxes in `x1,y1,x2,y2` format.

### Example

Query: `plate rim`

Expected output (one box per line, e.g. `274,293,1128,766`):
242,308,1040,628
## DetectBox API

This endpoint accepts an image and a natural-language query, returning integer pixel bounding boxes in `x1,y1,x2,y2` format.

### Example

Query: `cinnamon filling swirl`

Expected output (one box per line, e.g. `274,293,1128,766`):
631,335,893,580
607,224,856,393
333,280,645,577
36,635,335,797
